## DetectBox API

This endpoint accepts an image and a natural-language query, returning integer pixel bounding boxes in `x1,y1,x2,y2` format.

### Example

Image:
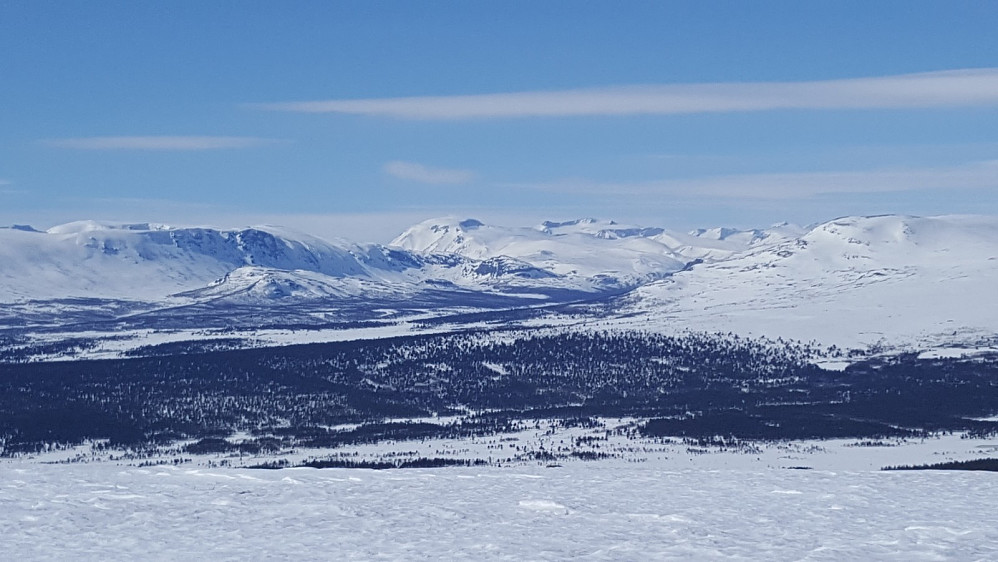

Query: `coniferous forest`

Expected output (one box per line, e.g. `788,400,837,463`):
2,330,997,457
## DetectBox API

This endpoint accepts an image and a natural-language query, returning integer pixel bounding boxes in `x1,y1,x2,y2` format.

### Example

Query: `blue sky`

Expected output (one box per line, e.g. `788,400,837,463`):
3,1,998,241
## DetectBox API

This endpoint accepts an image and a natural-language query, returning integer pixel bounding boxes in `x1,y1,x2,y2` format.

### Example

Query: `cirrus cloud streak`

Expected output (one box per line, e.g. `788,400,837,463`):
383,161,476,185
253,68,998,120
0,179,20,195
42,136,280,150
513,160,998,200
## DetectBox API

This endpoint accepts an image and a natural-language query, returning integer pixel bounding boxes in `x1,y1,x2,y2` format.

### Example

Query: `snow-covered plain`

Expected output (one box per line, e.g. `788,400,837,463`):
5,420,998,558
3,460,997,560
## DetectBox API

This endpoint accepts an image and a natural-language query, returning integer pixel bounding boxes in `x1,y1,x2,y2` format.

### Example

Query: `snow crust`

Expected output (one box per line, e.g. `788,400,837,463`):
6,418,998,558
2,461,997,560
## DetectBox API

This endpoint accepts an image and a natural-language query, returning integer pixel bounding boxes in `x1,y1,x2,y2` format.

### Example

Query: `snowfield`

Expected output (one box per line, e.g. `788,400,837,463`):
5,426,998,559
2,461,997,560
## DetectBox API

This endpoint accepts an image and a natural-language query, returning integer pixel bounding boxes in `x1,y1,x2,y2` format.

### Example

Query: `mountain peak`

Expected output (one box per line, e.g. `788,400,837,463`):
537,217,608,231
458,218,485,229
0,224,41,233
45,220,175,235
688,227,744,240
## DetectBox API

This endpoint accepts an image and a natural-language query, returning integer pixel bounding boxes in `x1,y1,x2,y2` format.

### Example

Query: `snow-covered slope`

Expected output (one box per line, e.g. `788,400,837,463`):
662,221,806,261
614,215,998,350
392,216,727,289
0,221,576,305
393,216,806,277
0,222,374,301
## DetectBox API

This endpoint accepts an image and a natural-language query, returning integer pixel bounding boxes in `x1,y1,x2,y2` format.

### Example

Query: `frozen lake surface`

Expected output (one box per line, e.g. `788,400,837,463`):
2,462,997,560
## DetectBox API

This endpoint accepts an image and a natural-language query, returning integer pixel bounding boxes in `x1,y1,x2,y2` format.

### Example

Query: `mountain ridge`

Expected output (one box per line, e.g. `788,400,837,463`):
2,214,996,356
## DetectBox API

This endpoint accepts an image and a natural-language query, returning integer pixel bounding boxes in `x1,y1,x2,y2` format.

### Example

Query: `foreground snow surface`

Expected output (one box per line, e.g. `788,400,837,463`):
2,463,997,560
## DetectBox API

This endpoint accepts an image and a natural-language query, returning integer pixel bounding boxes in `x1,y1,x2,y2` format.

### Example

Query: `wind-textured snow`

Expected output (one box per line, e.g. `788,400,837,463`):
2,462,997,560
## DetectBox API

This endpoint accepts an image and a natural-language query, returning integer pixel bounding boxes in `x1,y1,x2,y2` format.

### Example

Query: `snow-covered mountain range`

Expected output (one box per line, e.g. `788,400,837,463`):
392,216,803,285
615,215,998,351
2,214,996,356
0,220,565,303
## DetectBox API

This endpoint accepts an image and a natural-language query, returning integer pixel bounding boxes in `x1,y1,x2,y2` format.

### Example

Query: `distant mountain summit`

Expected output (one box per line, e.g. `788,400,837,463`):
0,222,390,301
392,216,690,287
390,216,811,286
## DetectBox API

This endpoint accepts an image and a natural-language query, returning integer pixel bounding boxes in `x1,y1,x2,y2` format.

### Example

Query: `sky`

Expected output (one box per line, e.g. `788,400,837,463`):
3,1,998,242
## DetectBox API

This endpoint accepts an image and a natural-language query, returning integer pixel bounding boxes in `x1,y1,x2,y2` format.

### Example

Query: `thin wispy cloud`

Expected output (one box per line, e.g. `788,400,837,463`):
252,68,998,120
383,161,476,185
0,180,20,195
42,136,280,150
82,196,221,211
514,160,998,200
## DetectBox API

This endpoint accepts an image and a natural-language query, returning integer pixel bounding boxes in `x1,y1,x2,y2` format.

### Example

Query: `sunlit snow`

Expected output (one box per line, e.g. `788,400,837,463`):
2,461,996,559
